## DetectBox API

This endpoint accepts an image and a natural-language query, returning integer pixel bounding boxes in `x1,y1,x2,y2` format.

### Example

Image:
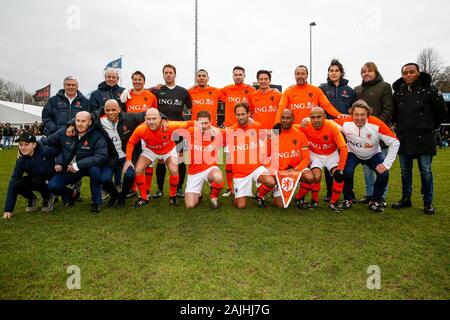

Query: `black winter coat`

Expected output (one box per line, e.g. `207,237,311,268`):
42,89,90,136
392,72,447,156
89,81,125,112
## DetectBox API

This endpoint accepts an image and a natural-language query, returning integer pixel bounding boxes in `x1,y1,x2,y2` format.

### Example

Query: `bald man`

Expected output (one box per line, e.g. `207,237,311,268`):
46,111,109,213
124,108,192,207
297,107,348,212
97,99,148,208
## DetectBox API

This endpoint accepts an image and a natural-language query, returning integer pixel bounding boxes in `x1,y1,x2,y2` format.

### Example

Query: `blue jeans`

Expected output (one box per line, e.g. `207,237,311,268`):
100,158,135,198
3,136,12,149
399,154,434,203
362,148,388,199
344,152,389,202
48,166,102,205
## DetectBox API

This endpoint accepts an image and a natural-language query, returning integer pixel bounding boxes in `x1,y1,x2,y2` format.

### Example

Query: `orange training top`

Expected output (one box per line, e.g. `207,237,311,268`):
270,126,310,171
126,89,158,113
188,85,226,126
221,84,256,127
126,121,192,159
224,122,264,178
249,88,282,130
297,120,348,170
275,84,340,124
186,126,223,175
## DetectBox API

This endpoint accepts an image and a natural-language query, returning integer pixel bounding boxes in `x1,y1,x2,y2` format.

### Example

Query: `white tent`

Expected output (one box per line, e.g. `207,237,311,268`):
0,100,42,125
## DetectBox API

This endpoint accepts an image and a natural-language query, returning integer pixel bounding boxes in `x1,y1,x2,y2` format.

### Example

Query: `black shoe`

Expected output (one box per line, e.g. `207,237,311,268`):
359,196,371,204
296,199,310,210
115,198,126,208
309,200,318,210
323,193,332,203
108,195,119,208
380,200,388,208
329,202,342,213
391,197,412,209
90,203,101,214
424,203,435,215
176,189,185,198
153,189,163,199
210,198,219,209
338,200,353,210
222,189,234,197
134,198,149,208
256,196,266,208
369,201,384,213
169,196,179,206
71,190,80,205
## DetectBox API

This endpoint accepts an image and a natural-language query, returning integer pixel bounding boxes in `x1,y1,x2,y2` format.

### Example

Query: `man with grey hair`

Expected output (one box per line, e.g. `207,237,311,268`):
42,76,90,136
89,68,125,113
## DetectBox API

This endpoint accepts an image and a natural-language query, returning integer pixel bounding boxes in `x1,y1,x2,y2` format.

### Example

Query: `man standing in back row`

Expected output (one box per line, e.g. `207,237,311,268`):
150,64,192,199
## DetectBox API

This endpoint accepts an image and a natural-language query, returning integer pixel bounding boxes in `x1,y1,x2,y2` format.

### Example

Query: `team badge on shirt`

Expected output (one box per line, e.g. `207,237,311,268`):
292,139,298,146
270,96,275,102
308,92,313,98
323,135,329,142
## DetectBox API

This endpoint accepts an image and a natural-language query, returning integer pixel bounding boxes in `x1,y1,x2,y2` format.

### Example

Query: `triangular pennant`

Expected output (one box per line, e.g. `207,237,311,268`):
275,170,302,208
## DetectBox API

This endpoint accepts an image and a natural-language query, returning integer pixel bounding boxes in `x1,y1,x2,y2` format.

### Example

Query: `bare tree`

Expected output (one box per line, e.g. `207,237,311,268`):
0,78,36,105
417,47,444,83
436,66,450,92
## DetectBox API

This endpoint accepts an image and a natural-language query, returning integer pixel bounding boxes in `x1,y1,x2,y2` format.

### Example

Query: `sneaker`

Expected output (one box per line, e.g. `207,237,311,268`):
41,195,56,213
359,196,371,204
176,189,185,198
153,189,163,199
126,191,137,199
169,196,179,206
369,201,384,213
101,190,109,200
380,200,388,208
309,200,318,210
222,189,234,197
108,195,119,208
210,198,219,209
338,200,353,210
256,196,266,208
26,196,37,213
391,197,412,209
295,199,310,210
90,203,101,214
424,203,435,215
134,198,149,208
329,202,342,213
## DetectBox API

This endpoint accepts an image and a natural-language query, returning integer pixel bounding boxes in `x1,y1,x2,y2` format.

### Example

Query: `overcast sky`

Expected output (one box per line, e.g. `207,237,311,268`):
1,0,449,96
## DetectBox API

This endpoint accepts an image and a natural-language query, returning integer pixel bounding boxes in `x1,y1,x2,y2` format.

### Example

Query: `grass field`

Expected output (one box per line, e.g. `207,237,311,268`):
0,147,449,300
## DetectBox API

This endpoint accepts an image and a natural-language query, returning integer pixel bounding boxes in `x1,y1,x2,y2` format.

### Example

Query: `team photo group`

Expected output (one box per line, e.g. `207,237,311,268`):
3,60,447,219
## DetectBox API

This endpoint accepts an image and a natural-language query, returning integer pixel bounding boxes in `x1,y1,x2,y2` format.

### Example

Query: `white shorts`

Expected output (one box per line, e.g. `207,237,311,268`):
141,146,178,164
233,166,270,199
310,150,339,172
185,166,220,194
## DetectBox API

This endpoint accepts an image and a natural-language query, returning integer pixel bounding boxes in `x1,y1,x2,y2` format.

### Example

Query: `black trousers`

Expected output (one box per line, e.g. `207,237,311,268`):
13,175,51,203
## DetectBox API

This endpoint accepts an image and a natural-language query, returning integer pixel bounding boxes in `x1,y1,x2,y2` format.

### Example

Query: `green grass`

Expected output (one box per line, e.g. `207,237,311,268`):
0,147,449,299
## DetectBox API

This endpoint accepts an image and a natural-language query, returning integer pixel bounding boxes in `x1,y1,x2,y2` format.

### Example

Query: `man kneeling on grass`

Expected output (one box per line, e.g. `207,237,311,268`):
3,133,58,219
45,111,108,214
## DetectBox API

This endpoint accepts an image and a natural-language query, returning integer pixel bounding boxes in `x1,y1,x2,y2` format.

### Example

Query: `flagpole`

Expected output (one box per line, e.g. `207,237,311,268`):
120,54,123,87
22,83,25,130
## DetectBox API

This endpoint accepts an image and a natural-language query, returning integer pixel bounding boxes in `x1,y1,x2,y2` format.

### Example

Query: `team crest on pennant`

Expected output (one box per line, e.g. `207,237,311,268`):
275,170,303,208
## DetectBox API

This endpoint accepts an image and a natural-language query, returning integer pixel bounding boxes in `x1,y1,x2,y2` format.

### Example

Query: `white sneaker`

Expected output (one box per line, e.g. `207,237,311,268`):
26,196,37,213
222,189,233,197
41,195,56,213
210,198,219,209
